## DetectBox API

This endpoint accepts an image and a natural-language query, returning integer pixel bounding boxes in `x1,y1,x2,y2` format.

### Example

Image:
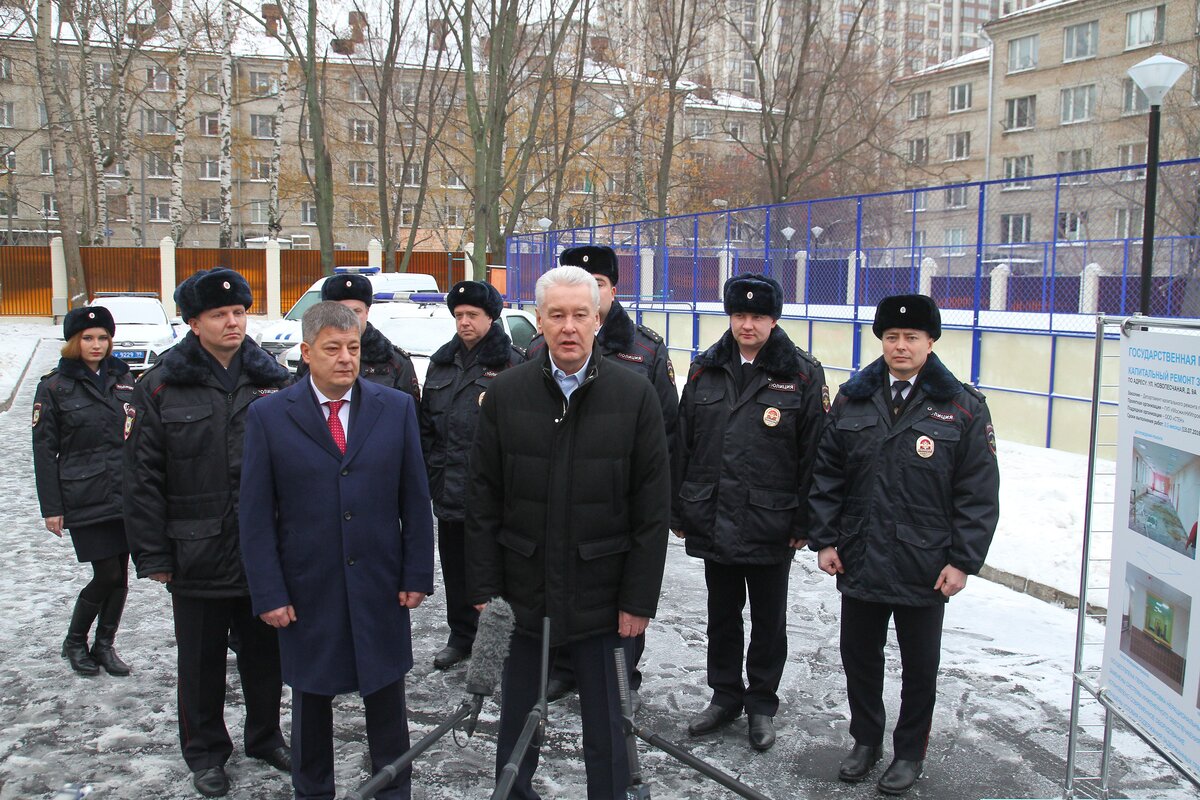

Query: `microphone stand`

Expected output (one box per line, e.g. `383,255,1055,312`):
345,699,477,800
611,648,775,800
492,616,552,800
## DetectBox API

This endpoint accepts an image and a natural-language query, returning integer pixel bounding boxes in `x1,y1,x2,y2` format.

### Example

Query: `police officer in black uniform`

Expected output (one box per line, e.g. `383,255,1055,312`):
420,280,524,670
527,244,677,704
295,273,421,400
673,273,827,752
125,269,292,797
807,294,999,796
32,306,136,677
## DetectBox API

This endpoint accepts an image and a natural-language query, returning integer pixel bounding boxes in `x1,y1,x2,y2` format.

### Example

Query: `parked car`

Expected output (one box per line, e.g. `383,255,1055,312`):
90,293,180,373
255,266,440,360
283,295,537,385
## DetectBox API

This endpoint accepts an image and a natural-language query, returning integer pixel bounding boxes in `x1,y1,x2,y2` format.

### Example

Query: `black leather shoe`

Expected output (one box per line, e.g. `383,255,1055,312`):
546,677,577,702
192,766,229,797
251,745,292,773
687,703,740,736
877,758,923,795
747,714,775,751
838,743,883,782
433,645,469,670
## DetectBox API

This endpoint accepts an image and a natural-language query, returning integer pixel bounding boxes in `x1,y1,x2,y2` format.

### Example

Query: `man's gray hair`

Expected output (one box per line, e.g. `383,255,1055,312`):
302,301,361,344
535,265,600,310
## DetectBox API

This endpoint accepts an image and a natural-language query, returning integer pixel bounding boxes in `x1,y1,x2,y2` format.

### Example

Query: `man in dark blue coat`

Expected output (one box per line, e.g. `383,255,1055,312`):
239,301,435,800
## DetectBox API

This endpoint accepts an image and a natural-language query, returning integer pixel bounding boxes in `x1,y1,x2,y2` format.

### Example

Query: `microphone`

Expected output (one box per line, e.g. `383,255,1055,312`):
464,597,516,736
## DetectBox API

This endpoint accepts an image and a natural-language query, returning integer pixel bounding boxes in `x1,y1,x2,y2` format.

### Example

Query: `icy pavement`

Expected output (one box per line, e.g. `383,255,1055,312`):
0,341,1194,799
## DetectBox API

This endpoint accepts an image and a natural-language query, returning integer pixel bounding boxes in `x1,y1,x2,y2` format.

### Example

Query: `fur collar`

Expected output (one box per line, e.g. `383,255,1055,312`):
598,300,635,353
430,321,514,368
840,352,962,401
155,331,289,387
361,322,402,364
694,327,802,378
55,355,130,382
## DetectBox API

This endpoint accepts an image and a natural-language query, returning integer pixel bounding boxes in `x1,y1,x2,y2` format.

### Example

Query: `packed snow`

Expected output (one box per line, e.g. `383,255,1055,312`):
0,324,1191,799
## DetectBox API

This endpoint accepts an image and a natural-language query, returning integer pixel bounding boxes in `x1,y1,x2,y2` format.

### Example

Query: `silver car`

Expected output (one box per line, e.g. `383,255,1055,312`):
91,294,180,373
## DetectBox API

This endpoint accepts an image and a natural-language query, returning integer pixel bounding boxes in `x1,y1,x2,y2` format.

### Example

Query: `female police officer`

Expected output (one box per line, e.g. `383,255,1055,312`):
33,306,136,676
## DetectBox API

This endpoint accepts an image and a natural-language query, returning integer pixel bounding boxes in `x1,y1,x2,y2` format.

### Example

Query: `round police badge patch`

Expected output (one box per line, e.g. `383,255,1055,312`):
916,435,934,458
32,402,42,427
222,280,231,290
763,407,781,427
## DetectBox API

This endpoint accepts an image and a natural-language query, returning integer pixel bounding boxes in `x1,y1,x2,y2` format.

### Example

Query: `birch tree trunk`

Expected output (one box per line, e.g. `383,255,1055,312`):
219,0,235,247
268,63,288,239
170,50,189,244
79,35,107,245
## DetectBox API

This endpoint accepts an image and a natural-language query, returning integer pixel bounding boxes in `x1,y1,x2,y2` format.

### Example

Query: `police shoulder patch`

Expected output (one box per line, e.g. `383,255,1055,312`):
32,402,42,427
616,352,645,363
666,357,675,384
822,385,831,412
637,324,664,345
986,422,997,456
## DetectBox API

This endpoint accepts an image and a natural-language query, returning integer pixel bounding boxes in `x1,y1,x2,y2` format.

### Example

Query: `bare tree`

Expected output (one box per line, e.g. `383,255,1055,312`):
268,62,289,239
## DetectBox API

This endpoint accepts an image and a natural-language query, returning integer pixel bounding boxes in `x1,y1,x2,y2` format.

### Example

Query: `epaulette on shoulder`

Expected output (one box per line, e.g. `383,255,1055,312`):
637,324,664,345
512,345,527,359
394,345,413,360
40,368,59,381
962,383,986,402
796,348,821,369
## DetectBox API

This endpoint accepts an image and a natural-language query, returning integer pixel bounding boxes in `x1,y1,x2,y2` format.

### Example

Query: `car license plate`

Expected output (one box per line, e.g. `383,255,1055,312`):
115,350,146,360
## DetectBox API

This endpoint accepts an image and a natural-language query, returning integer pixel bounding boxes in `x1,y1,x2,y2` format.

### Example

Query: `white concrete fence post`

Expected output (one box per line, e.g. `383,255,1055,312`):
919,256,937,297
50,236,68,317
159,236,176,318
718,247,733,294
265,238,282,318
989,263,1010,312
845,251,860,306
639,247,655,301
794,250,807,303
368,238,383,271
1079,262,1104,314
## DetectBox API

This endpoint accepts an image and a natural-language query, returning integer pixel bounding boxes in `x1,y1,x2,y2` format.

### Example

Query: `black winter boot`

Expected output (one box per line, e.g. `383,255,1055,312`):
91,583,131,676
62,596,102,676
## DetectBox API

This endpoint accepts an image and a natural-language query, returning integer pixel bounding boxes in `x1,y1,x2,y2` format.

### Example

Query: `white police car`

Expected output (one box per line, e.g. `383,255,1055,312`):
283,293,536,384
90,293,180,373
256,266,439,361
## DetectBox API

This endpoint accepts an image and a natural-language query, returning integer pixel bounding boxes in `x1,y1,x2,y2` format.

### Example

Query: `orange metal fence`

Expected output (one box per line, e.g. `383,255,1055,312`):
0,246,51,315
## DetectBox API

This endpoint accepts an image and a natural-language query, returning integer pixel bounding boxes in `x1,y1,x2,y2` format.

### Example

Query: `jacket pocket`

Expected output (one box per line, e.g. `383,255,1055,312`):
894,522,951,589
577,534,631,610
834,515,866,568
742,487,800,545
908,420,961,472
166,519,226,583
497,528,538,557
161,404,214,461
59,460,109,516
677,480,716,534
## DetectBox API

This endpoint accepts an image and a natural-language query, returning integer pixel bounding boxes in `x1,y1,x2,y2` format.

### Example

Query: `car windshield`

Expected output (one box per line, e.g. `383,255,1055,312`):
285,291,322,321
95,298,167,325
374,314,457,356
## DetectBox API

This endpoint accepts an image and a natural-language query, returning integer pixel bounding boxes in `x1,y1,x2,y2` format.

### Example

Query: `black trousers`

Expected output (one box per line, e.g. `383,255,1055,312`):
548,634,644,691
437,519,479,651
171,594,285,771
704,559,791,716
497,631,629,800
840,594,945,761
292,680,411,800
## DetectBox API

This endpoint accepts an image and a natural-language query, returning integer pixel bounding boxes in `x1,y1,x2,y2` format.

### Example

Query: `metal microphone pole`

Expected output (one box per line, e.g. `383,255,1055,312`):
345,701,475,800
492,616,552,800
613,648,651,799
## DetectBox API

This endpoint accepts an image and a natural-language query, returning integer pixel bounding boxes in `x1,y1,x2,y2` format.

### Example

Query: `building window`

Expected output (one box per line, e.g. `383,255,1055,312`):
1007,34,1038,73
146,152,171,177
905,229,927,248
1118,142,1147,180
93,62,113,87
147,196,170,221
1115,207,1143,238
400,203,415,227
248,71,276,96
906,137,928,165
445,171,465,188
143,109,174,134
1126,5,1165,50
200,71,220,94
1122,78,1150,114
0,147,14,171
945,227,967,255
104,160,125,177
689,117,714,138
200,157,220,180
250,158,272,181
350,119,375,143
198,112,219,136
944,184,969,209
1063,21,1098,61
1002,155,1034,189
0,56,11,81
301,201,317,225
249,199,269,225
0,101,13,128
1060,84,1095,124
946,131,970,161
906,188,928,212
0,191,15,216
347,205,369,227
1057,148,1092,183
199,198,220,222
999,213,1031,244
40,148,53,175
948,83,971,112
349,161,376,185
350,81,371,103
908,91,930,120
725,120,745,141
42,193,59,219
1003,95,1036,130
446,204,463,227
1057,211,1087,241
250,114,275,139
402,162,421,187
146,67,171,92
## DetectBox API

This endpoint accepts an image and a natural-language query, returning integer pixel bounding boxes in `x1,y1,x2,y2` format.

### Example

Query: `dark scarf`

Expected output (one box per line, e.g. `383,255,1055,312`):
597,300,636,353
154,331,289,387
429,320,515,369
839,351,962,401
693,326,803,378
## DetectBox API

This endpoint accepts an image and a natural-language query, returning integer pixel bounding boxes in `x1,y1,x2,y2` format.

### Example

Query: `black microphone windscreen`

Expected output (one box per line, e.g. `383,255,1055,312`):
465,596,515,696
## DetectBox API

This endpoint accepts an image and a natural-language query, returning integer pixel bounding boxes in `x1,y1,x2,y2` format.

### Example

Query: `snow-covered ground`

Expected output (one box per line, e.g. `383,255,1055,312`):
0,324,1190,799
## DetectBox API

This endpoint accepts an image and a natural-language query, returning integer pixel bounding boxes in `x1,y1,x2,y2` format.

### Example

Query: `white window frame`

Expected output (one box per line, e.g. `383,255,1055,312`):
944,184,969,209
350,81,371,103
42,193,59,219
1115,207,1144,239
402,162,421,187
40,147,53,175
143,109,174,134
350,118,375,144
946,131,970,161
906,137,928,165
908,91,930,120
945,227,967,255
1057,210,1087,241
446,204,463,227
200,157,220,180
1060,84,1096,124
301,201,317,225
249,71,276,96
1122,78,1150,114
199,112,219,136
0,56,11,81
146,67,171,92
0,147,14,172
0,101,13,128
948,83,971,113
250,158,272,182
199,198,220,223
1063,21,1098,62
250,114,275,139
1125,5,1165,50
349,161,376,185
999,213,1032,244
146,152,172,177
1002,155,1034,190
147,195,170,221
1056,148,1092,183
1007,34,1038,73
1003,95,1036,131
1118,142,1147,180
249,199,270,225
400,203,415,227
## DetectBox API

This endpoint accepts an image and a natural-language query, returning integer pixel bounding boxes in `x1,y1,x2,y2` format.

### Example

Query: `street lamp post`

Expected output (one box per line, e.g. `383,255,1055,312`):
1127,53,1188,314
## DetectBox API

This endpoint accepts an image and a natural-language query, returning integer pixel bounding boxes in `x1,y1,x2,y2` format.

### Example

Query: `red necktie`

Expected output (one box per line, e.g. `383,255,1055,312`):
326,399,346,454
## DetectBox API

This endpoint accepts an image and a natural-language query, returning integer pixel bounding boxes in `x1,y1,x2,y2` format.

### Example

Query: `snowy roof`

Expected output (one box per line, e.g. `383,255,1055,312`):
991,0,1078,23
685,89,762,114
898,46,990,82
